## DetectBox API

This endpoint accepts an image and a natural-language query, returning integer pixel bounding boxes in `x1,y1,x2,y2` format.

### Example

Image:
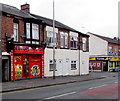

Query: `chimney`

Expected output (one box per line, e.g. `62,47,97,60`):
21,3,30,13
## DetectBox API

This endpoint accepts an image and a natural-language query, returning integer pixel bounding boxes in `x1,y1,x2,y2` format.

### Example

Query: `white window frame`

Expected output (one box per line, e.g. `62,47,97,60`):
108,46,112,52
32,23,39,40
47,31,57,47
70,36,78,49
71,60,77,70
49,60,57,71
65,33,68,48
26,23,30,39
13,23,18,41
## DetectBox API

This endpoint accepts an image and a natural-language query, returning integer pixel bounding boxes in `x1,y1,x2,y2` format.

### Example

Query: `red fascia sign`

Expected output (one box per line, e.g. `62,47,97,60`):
14,46,44,54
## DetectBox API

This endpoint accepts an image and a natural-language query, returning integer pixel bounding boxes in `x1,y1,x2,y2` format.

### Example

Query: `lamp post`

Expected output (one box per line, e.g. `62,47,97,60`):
53,0,55,79
78,41,83,76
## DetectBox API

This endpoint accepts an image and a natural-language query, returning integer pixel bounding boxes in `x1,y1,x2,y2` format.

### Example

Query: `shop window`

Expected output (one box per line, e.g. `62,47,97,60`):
13,23,18,41
70,37,78,49
109,62,114,67
71,60,76,70
60,32,68,48
82,38,87,52
47,31,57,47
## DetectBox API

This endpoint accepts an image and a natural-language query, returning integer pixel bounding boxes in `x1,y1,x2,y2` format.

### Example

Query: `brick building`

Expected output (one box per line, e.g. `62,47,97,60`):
1,3,89,81
88,32,120,72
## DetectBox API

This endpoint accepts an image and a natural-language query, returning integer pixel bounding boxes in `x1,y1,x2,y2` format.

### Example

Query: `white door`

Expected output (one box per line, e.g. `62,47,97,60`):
58,59,63,76
65,59,69,75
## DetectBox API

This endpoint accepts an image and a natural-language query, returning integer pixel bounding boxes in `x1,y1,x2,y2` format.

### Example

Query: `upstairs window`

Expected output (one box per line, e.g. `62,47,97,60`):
47,31,57,47
108,46,112,52
60,32,68,48
70,36,78,49
13,23,18,41
26,23,30,39
82,38,87,51
25,23,39,44
32,24,39,40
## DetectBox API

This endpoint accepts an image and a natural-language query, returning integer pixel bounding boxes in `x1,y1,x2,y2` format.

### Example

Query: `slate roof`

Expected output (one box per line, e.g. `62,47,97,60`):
1,3,89,37
89,32,120,45
0,3,36,19
31,14,84,34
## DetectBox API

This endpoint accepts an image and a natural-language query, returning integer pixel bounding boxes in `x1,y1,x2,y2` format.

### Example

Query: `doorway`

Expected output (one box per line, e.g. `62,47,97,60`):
65,59,69,75
103,61,108,71
58,59,63,76
2,59,9,82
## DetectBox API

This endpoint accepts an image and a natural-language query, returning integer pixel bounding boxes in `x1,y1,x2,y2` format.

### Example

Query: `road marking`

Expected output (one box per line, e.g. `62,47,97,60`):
1,82,76,95
89,84,106,89
44,92,76,99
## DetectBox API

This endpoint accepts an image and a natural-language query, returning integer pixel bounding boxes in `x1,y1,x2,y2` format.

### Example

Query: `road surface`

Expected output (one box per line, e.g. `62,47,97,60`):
2,73,119,100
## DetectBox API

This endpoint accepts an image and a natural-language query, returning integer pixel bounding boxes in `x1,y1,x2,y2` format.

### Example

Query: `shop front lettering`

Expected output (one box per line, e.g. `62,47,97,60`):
15,46,43,52
96,58,105,60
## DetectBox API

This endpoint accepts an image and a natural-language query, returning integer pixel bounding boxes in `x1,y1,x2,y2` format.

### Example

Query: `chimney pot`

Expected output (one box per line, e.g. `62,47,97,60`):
21,3,30,13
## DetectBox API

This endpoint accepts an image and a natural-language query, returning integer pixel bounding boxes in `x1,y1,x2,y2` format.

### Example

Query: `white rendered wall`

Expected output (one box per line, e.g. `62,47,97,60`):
44,48,89,77
80,51,89,75
87,33,108,56
44,48,79,77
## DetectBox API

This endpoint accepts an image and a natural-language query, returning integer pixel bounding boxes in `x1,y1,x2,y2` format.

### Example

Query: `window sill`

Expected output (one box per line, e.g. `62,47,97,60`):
71,48,78,50
49,69,57,71
47,46,57,49
60,47,69,49
71,68,77,70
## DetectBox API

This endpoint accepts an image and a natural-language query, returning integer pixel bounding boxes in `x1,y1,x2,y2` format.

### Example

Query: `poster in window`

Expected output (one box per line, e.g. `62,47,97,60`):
93,63,96,67
97,63,101,67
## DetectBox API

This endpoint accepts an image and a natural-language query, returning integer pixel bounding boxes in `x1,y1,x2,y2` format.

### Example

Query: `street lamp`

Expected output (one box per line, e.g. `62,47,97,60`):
78,41,83,76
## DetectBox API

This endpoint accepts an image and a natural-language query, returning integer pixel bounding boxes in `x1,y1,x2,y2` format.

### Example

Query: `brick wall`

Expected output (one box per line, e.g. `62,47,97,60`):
108,42,120,55
2,15,24,52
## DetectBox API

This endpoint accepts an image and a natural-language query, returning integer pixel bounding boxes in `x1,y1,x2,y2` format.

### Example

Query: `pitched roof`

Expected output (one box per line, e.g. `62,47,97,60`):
1,3,89,37
1,3,36,19
89,32,120,45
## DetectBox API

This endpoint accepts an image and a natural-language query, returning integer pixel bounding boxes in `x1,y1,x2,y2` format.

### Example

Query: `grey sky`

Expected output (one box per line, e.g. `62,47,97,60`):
0,0,119,38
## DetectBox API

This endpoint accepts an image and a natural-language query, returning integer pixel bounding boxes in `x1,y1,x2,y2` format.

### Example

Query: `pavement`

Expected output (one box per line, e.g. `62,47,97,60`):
1,72,118,93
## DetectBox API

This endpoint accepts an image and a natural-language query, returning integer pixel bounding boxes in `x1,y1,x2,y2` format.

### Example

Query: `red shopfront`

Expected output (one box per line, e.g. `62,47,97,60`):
10,45,44,80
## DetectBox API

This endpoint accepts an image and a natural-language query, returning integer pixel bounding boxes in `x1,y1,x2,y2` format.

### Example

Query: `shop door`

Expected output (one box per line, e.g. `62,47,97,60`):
23,56,29,78
103,61,108,71
29,55,42,77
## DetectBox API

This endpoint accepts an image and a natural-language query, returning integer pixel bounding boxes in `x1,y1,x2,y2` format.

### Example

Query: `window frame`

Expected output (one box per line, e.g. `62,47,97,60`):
71,60,77,70
82,38,87,52
49,60,57,71
25,22,40,44
47,31,57,47
70,36,78,49
13,23,18,41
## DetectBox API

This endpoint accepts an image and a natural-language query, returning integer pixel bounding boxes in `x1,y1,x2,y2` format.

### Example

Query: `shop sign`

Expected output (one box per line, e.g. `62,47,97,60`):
110,57,120,61
96,57,108,60
14,46,44,54
89,58,96,60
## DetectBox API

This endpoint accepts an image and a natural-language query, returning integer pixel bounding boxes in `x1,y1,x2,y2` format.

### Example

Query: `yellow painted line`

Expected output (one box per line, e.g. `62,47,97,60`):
1,82,75,95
